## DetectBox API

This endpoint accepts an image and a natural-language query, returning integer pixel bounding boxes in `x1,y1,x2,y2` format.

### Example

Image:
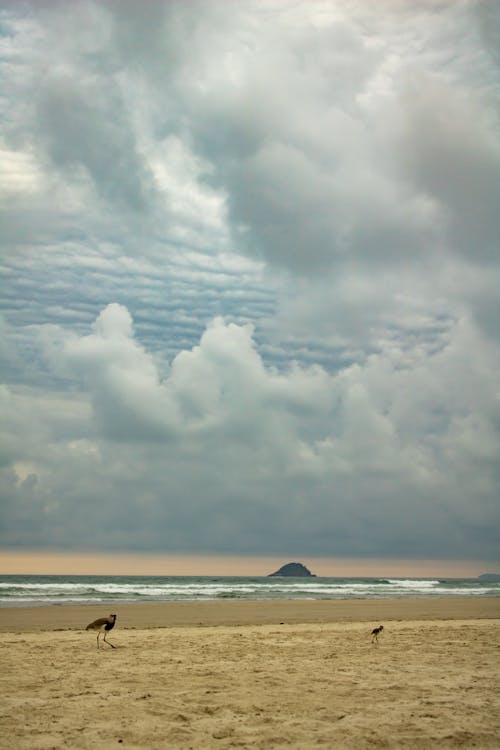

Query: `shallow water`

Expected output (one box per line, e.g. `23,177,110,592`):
1,574,498,607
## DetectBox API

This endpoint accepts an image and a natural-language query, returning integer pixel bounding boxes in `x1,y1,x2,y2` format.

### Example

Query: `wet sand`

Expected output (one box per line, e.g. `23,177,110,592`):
1,598,499,749
1,595,499,632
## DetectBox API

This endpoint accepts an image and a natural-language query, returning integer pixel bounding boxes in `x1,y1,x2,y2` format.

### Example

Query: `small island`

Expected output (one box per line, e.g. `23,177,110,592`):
478,573,500,581
268,562,316,577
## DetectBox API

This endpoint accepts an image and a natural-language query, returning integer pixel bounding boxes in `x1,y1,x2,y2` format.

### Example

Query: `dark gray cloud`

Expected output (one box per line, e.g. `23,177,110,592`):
35,74,154,213
0,0,499,562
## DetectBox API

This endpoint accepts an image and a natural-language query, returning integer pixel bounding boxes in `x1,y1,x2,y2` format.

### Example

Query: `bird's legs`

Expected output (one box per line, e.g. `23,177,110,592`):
103,632,116,648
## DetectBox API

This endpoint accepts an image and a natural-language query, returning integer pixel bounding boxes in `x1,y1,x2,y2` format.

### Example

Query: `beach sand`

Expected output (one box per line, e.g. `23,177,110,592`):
1,598,499,749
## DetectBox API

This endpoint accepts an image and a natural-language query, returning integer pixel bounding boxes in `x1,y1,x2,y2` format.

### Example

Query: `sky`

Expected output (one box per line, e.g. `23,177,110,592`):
1,0,499,575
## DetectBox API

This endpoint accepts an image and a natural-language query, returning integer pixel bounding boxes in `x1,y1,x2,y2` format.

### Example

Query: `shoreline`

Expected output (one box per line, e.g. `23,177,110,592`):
1,596,499,632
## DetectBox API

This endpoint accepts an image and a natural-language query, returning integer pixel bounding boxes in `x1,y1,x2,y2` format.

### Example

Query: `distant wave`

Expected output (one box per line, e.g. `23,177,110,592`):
0,575,498,607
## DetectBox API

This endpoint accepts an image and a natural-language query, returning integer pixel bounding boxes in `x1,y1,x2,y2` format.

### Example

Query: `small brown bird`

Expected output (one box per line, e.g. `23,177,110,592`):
86,613,117,649
371,624,384,643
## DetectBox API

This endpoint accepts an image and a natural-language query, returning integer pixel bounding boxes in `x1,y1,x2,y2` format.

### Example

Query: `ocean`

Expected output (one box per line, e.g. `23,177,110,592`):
0,574,498,607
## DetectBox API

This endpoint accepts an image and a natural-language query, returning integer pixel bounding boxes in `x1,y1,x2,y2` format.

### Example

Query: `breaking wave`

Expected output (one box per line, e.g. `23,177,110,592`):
0,575,498,607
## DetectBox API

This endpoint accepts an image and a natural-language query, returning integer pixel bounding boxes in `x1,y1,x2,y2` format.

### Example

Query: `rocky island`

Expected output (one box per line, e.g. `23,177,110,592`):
268,562,316,577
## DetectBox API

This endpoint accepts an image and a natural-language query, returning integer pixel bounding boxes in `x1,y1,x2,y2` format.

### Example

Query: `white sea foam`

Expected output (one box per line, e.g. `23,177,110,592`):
387,579,440,588
0,575,498,606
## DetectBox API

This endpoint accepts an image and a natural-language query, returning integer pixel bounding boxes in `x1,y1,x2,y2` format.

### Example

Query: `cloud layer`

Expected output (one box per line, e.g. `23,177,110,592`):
1,0,499,561
2,302,499,559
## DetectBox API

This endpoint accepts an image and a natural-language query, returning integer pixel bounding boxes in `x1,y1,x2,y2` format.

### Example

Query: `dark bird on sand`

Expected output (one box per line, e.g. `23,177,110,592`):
371,625,384,643
86,613,117,649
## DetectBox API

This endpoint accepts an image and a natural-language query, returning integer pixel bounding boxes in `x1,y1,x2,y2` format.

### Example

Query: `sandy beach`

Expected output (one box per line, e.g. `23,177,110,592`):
1,598,499,749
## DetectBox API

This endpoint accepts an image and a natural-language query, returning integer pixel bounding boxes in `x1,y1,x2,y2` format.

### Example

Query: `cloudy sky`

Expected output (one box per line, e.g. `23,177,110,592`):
1,0,499,573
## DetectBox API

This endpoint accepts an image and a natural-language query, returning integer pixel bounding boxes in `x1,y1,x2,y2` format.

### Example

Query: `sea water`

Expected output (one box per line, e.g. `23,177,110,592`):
0,574,498,607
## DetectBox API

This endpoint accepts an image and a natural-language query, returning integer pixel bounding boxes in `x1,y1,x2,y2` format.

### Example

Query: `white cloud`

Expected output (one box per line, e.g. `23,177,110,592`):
2,304,498,558
0,144,42,195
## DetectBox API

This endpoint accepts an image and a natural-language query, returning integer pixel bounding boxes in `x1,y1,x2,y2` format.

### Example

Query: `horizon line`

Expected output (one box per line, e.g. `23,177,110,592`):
0,549,498,577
